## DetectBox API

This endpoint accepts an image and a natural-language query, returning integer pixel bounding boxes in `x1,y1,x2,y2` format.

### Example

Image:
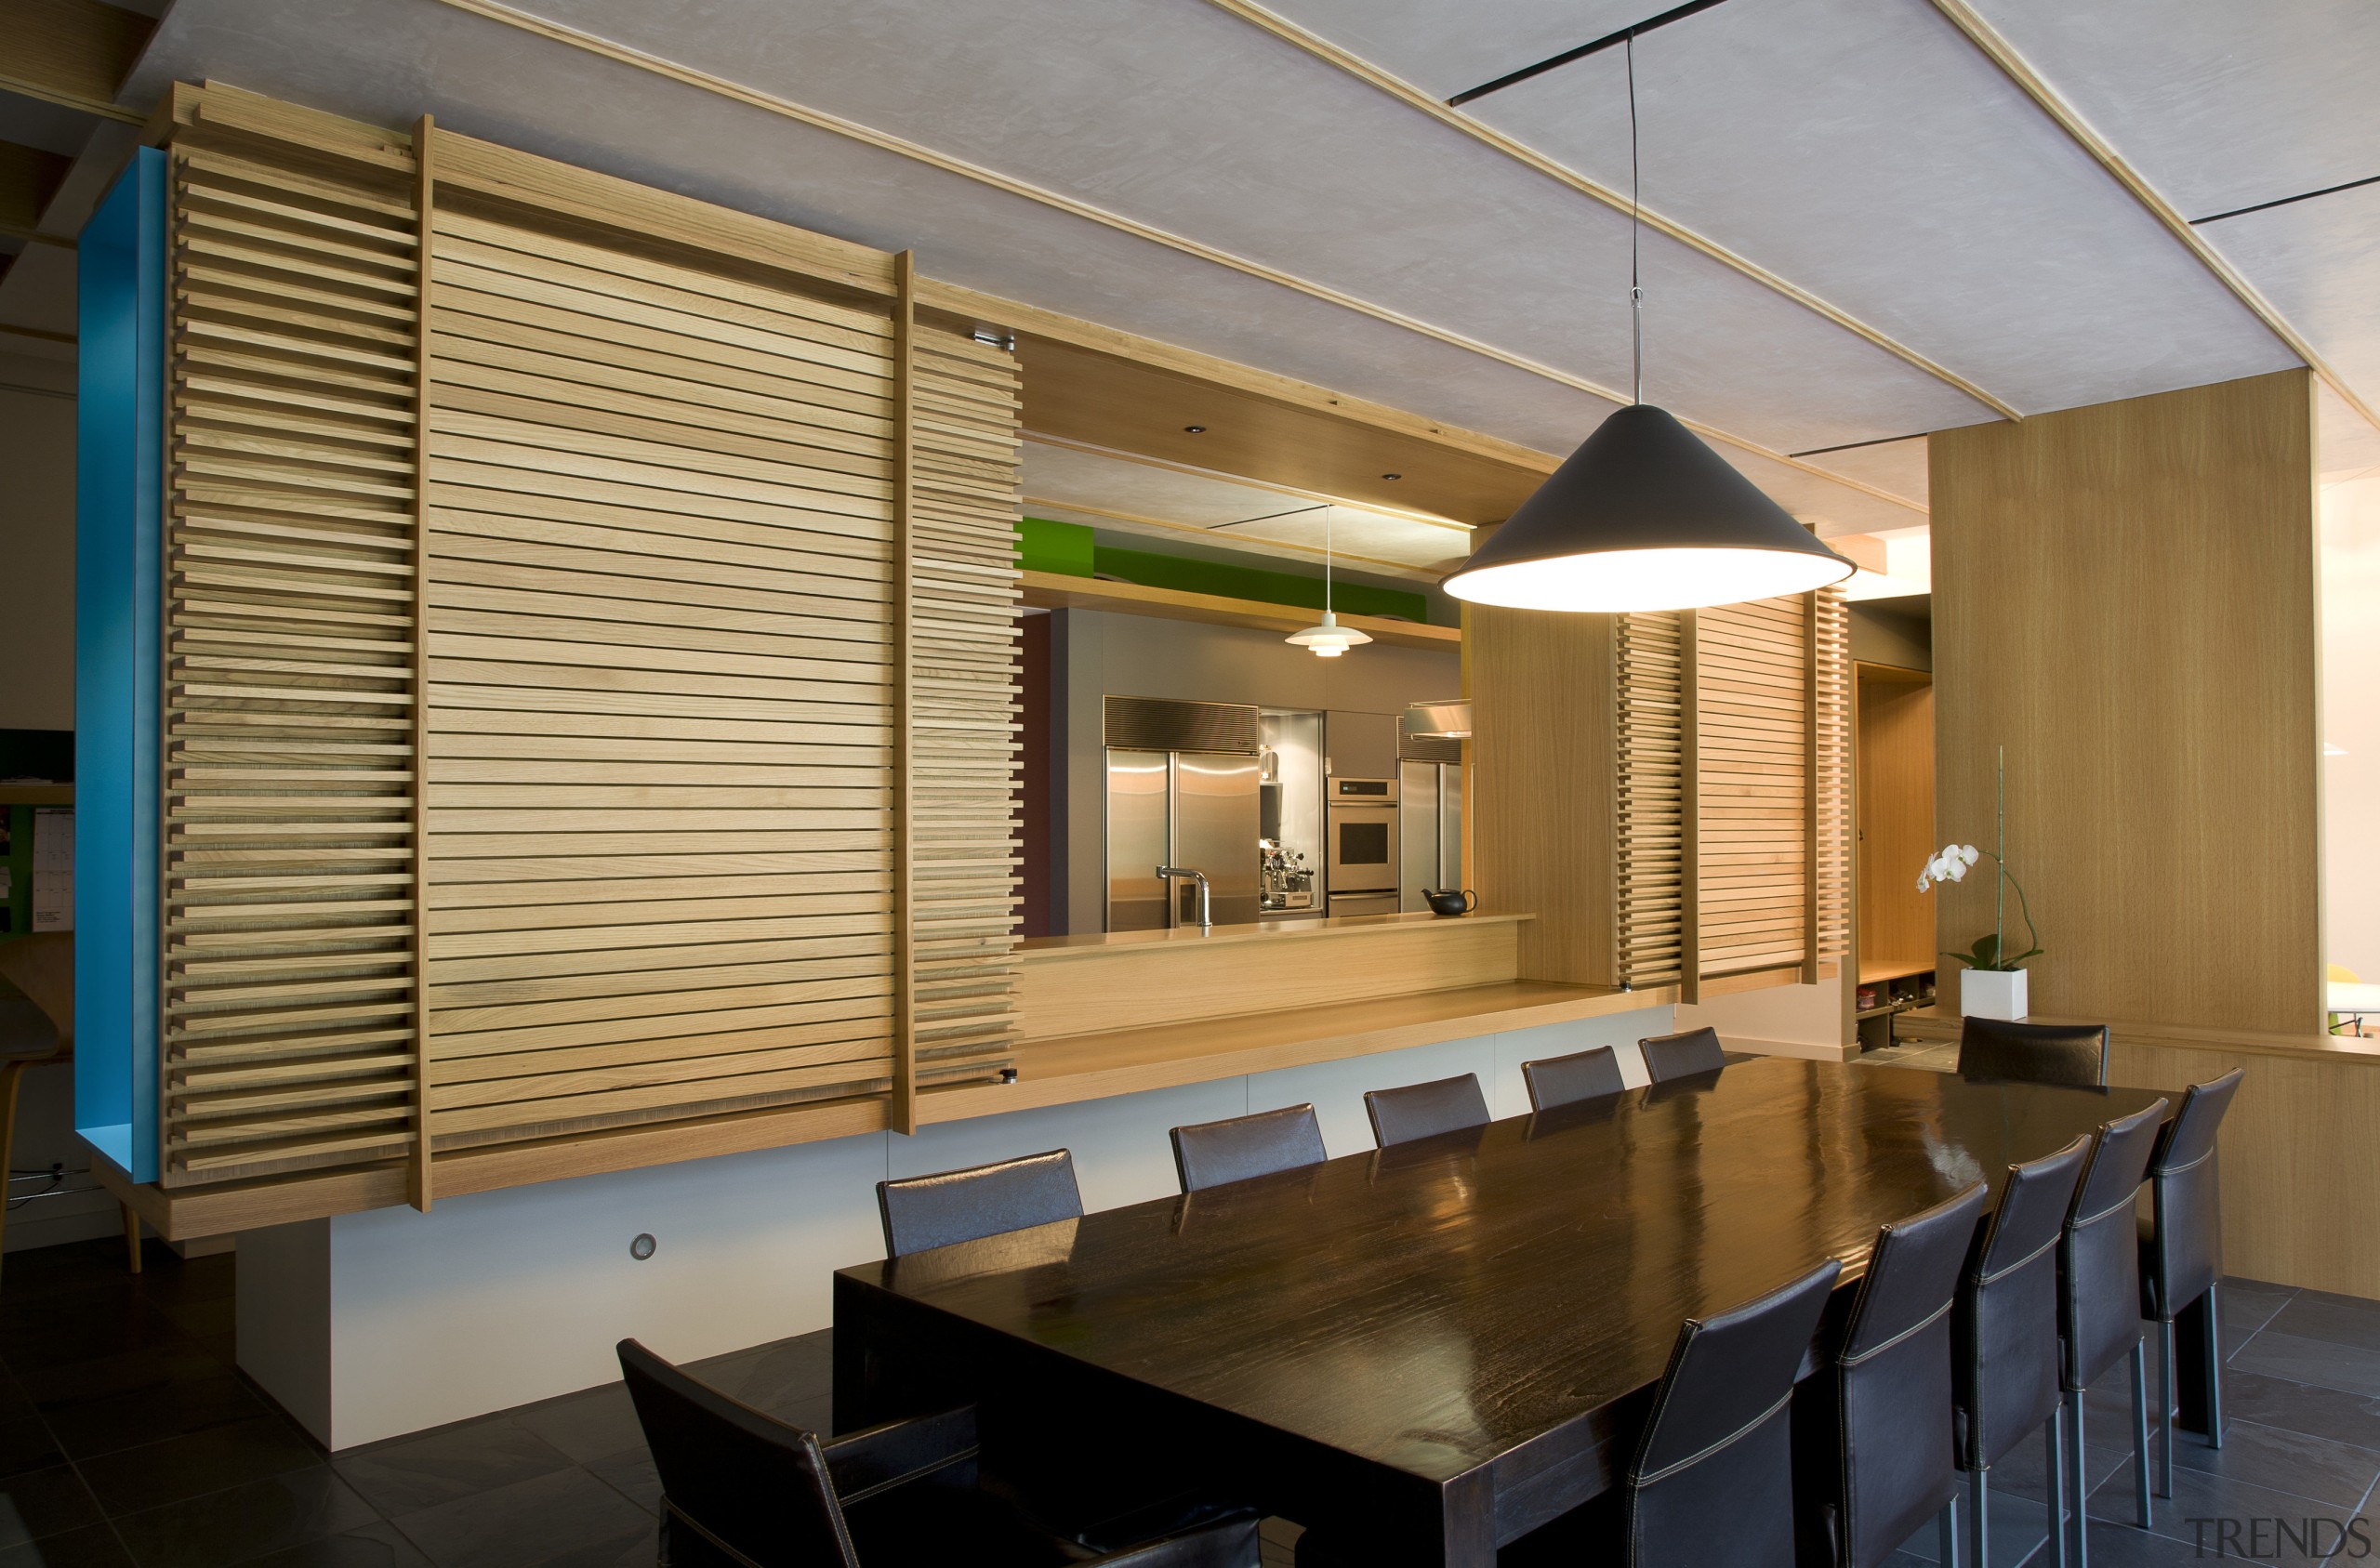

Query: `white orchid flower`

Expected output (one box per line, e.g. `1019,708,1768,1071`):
1958,844,1981,868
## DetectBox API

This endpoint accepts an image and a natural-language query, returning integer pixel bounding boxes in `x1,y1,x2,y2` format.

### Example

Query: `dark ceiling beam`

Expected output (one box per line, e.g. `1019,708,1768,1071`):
0,0,154,125
0,138,75,242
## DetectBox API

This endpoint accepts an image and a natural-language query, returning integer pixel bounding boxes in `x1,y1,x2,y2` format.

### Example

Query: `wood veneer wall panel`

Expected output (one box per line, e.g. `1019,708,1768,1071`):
1931,371,2320,1033
1856,669,1936,969
160,140,427,1186
1468,606,1616,983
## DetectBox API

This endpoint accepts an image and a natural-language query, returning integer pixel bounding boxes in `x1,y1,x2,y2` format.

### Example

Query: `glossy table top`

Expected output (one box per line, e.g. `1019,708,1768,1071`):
841,1059,2166,1488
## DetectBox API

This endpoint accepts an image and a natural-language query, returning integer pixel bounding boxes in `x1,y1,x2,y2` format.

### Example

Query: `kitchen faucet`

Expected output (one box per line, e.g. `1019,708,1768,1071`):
1155,864,1212,932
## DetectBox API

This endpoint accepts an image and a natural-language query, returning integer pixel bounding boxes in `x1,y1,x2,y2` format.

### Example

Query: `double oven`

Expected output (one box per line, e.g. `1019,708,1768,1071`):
1324,775,1399,918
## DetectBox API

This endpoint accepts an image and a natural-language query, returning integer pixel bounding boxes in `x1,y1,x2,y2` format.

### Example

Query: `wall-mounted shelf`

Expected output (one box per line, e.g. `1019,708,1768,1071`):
1856,963,1937,1046
1016,569,1461,652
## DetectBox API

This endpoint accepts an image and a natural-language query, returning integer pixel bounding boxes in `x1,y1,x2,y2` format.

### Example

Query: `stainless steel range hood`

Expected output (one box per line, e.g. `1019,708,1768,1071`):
1400,699,1472,741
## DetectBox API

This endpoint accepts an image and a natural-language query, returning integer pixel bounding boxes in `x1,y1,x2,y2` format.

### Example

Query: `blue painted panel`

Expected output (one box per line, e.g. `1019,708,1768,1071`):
74,147,165,1182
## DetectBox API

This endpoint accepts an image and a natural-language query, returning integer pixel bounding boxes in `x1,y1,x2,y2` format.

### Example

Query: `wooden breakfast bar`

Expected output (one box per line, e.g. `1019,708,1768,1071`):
834,1059,2173,1567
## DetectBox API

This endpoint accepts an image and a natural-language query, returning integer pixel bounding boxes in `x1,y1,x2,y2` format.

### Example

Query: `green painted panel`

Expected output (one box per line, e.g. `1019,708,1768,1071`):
1014,516,1429,625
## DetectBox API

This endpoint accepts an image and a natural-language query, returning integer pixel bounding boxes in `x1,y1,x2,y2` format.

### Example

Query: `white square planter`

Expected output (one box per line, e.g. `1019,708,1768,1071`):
1960,968,2030,1021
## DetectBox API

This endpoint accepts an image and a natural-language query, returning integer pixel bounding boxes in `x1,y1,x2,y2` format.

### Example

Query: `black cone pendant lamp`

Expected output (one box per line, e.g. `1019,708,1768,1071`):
1442,34,1853,613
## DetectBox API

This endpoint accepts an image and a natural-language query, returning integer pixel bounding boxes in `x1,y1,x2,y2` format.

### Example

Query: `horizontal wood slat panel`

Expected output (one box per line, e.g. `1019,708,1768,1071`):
900,324,1024,1097
160,140,426,1187
418,207,906,1149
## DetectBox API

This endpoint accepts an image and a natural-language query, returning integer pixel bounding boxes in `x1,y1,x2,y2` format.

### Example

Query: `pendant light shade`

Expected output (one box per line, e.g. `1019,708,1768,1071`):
1285,609,1370,658
1442,405,1856,613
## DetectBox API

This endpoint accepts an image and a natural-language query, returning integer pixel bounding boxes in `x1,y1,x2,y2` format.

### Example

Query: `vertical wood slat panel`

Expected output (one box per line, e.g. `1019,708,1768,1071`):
158,138,427,1185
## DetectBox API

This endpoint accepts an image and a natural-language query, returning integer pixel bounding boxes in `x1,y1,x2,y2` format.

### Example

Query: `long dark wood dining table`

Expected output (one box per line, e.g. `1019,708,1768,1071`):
833,1058,2175,1566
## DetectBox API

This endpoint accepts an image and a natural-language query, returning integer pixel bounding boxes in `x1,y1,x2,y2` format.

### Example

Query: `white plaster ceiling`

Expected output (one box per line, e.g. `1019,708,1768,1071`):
1,0,2372,570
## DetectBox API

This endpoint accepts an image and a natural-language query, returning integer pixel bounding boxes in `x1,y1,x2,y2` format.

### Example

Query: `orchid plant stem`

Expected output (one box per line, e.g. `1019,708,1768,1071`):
1978,850,2041,968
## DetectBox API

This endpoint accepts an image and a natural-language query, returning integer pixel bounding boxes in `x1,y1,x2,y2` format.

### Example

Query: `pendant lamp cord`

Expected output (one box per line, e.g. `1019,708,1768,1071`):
1628,31,1642,407
1323,505,1333,615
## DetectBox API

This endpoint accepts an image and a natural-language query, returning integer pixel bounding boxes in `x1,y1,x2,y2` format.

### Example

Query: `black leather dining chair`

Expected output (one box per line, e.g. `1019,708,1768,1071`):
1952,1133,2092,1568
1640,1026,1726,1084
1363,1074,1490,1148
2057,1099,2170,1567
1795,1182,1987,1568
877,1149,1084,1258
2139,1069,2246,1497
1501,1257,1844,1567
1521,1045,1625,1111
1170,1103,1327,1192
619,1339,1262,1567
1958,1018,2109,1087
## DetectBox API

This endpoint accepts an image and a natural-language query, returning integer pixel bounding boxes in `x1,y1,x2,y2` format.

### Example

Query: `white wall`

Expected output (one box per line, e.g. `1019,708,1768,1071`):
2323,470,2380,978
0,352,76,732
247,1005,1670,1448
1673,979,1853,1061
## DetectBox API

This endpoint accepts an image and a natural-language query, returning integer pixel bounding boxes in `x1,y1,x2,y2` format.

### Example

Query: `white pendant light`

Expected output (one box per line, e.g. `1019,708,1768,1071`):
1441,33,1853,613
1287,506,1372,657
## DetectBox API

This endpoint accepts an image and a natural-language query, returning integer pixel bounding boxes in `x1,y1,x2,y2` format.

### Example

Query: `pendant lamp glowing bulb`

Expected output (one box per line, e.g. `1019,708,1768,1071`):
1287,506,1371,657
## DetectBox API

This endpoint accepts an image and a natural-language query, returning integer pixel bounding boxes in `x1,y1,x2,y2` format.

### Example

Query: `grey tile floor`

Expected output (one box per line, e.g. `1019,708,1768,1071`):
1,1061,2370,1568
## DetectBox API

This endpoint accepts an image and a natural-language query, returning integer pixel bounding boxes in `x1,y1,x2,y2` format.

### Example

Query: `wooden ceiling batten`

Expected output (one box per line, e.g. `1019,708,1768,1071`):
0,0,153,124
1922,0,2380,441
1200,0,2024,423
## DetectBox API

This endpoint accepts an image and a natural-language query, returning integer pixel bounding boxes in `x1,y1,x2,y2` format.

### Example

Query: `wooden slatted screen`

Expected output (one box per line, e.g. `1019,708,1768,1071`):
1811,586,1853,971
1697,597,1810,977
1695,592,1858,981
417,207,905,1148
159,143,426,1185
1613,611,1686,988
906,329,1025,1100
152,91,1022,1192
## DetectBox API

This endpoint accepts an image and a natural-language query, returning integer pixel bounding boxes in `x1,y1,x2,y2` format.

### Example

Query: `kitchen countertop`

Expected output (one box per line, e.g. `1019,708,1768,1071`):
1015,910,1529,962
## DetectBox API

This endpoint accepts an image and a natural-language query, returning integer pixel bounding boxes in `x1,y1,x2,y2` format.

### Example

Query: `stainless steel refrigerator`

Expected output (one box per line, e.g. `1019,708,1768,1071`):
1104,696,1262,932
1398,739,1464,913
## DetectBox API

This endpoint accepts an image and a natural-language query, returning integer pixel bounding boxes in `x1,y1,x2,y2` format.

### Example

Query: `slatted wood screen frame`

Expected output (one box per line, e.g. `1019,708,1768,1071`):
1613,611,1686,989
160,136,427,1187
151,86,1020,1198
1609,591,1849,996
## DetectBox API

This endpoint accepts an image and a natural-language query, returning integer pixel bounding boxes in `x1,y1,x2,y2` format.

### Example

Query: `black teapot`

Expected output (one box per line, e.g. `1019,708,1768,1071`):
1421,889,1477,917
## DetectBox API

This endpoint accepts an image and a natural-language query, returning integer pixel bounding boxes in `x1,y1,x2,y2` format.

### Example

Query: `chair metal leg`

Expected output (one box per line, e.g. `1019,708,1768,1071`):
2069,1387,2090,1568
122,1204,142,1274
2203,1281,2226,1448
1937,1496,1960,1568
2157,1319,2175,1498
2046,1405,2069,1568
2129,1341,2152,1529
0,1061,21,1295
1969,1465,1990,1568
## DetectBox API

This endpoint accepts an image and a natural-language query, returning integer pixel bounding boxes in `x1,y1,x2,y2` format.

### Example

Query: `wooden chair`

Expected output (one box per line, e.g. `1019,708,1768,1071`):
0,934,143,1285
